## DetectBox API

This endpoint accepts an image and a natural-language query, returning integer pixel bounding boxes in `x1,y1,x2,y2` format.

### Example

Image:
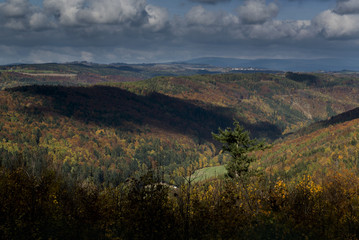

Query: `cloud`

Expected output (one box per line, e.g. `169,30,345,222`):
0,0,358,64
243,19,311,39
43,0,84,26
144,5,169,31
334,0,359,15
173,3,313,45
4,18,26,30
77,0,148,25
0,0,38,30
237,0,279,24
189,0,230,4
179,5,239,38
39,0,170,32
0,0,31,18
29,12,56,30
185,5,237,26
313,9,359,38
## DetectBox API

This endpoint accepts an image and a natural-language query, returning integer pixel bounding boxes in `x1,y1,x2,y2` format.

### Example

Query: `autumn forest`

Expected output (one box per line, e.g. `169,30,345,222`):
2,63,359,239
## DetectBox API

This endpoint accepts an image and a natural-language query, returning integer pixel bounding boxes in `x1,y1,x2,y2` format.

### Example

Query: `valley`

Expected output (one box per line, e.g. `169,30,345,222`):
2,63,359,239
2,64,359,184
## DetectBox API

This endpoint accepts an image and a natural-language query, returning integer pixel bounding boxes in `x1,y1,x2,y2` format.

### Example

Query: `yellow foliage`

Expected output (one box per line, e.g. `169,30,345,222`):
274,180,288,200
95,129,105,135
296,175,322,198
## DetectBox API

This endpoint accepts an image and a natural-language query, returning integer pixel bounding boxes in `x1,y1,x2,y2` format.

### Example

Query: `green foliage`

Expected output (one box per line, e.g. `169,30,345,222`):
212,121,268,178
285,72,319,85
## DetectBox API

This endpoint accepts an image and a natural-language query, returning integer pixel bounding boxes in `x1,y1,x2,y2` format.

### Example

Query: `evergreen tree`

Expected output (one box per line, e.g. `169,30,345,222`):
212,121,268,178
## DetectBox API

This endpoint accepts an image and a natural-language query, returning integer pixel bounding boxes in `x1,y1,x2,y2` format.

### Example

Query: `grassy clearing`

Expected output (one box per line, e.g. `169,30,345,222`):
192,165,227,183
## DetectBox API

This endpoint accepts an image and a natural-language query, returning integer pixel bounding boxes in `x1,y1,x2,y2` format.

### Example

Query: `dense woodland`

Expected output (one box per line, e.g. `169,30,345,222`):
2,66,359,239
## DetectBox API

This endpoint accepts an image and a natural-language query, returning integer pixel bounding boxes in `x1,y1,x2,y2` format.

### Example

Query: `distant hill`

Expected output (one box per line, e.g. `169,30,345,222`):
184,57,359,72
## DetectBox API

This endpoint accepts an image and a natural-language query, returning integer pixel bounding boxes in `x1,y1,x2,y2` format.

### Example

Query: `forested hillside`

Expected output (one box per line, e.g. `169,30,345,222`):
2,71,359,186
3,68,359,239
256,110,359,182
0,85,236,185
119,72,359,135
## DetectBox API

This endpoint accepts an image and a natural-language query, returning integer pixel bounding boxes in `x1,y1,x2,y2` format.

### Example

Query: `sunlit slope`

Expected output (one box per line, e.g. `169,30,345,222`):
255,109,359,181
119,73,359,136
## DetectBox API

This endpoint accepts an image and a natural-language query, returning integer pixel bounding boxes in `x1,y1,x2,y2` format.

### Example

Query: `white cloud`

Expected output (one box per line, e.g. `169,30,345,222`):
78,0,147,25
244,19,311,39
175,6,239,39
334,0,359,15
145,5,169,31
181,4,310,41
185,5,238,27
237,0,279,24
186,6,220,26
43,0,84,26
313,9,359,38
40,0,169,32
29,12,55,30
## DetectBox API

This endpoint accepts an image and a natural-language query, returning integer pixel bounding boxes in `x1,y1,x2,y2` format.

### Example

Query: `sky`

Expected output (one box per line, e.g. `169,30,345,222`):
0,0,358,64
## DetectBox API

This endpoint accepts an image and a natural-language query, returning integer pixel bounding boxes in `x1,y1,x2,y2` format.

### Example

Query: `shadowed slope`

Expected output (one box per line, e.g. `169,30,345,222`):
8,85,281,141
295,106,359,137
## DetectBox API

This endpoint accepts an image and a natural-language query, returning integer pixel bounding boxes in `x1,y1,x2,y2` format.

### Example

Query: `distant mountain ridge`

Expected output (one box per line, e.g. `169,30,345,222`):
183,57,359,72
3,57,359,73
